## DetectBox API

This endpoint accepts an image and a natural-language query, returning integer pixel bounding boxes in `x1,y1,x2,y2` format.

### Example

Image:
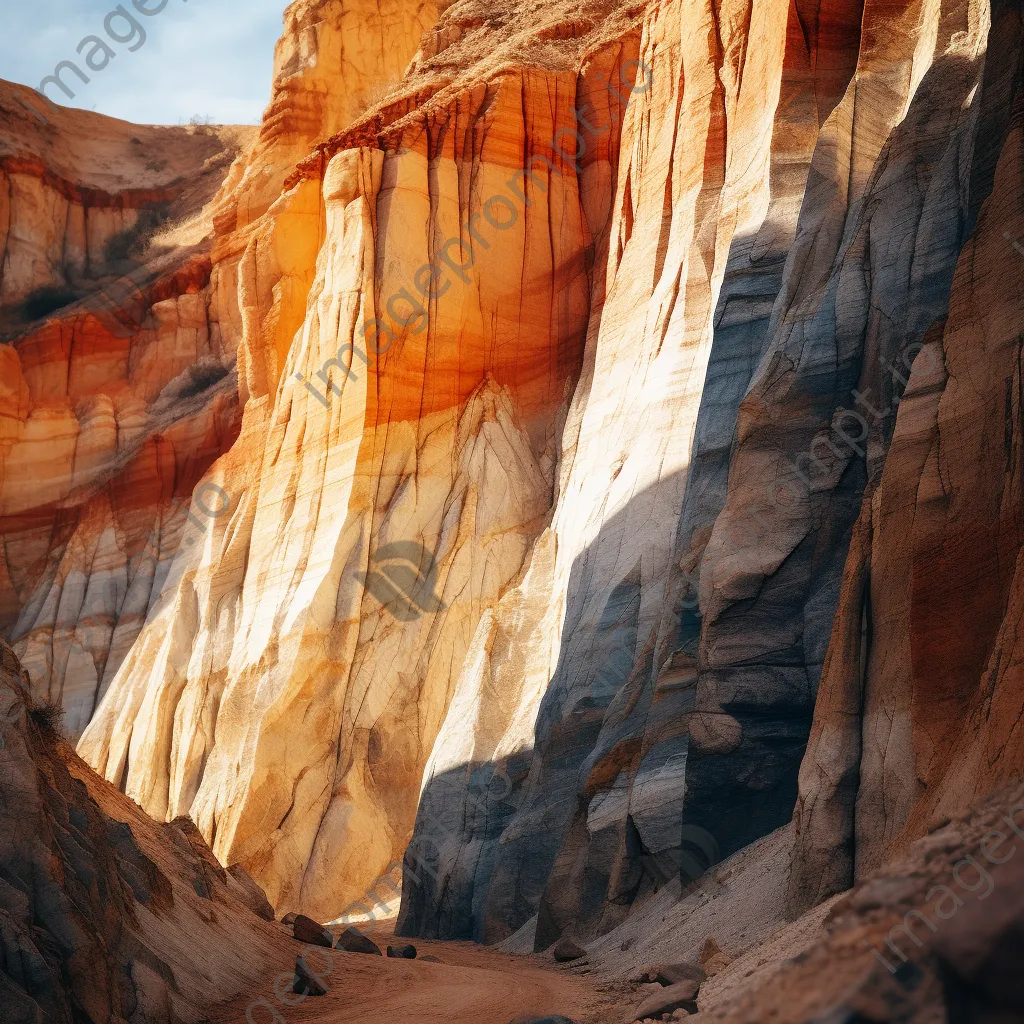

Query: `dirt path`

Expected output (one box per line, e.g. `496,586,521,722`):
211,927,632,1024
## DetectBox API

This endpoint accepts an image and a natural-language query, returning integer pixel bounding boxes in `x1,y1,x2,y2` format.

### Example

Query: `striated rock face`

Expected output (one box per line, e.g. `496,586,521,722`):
0,0,436,740
399,0,1024,949
0,638,289,1022
0,82,253,737
5,0,1024,974
80,0,641,920
790,1,1024,910
684,0,1002,864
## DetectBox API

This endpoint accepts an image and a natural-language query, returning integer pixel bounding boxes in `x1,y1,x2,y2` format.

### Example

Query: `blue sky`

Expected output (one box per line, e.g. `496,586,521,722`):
0,0,284,125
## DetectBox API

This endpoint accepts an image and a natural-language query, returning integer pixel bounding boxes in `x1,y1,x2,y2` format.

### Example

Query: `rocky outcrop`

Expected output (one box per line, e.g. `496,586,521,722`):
400,0,1022,951
80,0,640,918
0,82,252,737
687,0,1002,872
694,780,1024,1023
790,1,1024,910
0,637,289,1022
4,0,1024,980
0,0,437,739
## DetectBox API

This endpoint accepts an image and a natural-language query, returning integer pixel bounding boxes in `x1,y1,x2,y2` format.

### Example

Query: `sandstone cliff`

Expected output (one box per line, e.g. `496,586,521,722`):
3,0,1024,990
0,82,252,737
790,0,1024,910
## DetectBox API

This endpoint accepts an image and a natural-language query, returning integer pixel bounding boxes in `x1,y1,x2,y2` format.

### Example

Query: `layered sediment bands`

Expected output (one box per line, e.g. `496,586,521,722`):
211,0,442,406
0,639,287,1022
400,0,854,945
15,0,1024,962
0,80,259,731
1,0,435,729
683,0,997,864
528,0,869,948
790,5,1024,909
0,83,245,306
80,23,630,918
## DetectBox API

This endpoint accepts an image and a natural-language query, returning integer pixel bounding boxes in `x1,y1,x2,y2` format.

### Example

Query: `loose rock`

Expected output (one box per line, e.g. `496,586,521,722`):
335,926,382,955
508,1017,578,1024
552,937,587,962
387,943,417,959
652,963,705,988
628,980,700,1023
292,954,329,996
699,937,732,977
291,913,333,948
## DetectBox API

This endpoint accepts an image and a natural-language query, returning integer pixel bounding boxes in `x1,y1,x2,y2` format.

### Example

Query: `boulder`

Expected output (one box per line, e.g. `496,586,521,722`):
509,1017,578,1024
387,943,417,958
552,937,587,962
292,954,329,996
654,963,705,987
631,962,706,987
628,981,700,1022
698,937,732,976
291,913,333,948
335,926,382,955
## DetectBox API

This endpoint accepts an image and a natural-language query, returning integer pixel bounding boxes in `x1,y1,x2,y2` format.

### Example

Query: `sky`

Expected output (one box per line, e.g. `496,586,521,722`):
0,0,284,125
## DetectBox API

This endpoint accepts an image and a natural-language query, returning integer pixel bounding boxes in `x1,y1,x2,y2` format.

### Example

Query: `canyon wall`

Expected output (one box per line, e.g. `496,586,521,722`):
0,638,287,1023
0,83,251,737
79,0,643,919
4,0,1023,959
790,0,1024,910
0,0,437,739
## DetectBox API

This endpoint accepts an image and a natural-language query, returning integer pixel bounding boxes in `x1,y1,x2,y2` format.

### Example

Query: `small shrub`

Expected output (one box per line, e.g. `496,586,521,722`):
29,700,65,737
20,284,81,320
104,203,172,264
178,360,229,399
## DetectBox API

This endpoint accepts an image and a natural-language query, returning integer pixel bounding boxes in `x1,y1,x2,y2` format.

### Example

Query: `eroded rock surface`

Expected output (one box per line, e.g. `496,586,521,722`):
0,637,289,1022
790,1,1024,910
2,0,1023,982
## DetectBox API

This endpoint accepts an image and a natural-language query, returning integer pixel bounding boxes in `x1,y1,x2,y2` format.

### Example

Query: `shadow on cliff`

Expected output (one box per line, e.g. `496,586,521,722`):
394,469,773,949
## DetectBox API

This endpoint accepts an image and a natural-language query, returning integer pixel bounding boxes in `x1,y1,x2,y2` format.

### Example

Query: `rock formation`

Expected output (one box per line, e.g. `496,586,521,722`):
0,0,438,742
0,81,252,738
2,1,1024,1013
790,0,1024,910
78,0,645,922
0,637,289,1022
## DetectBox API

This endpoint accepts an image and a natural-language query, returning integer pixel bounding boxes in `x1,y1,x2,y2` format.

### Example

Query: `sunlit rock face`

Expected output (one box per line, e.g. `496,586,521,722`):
398,0,864,944
401,0,1020,948
790,0,1024,911
79,0,637,915
0,0,436,738
0,84,253,737
5,0,1019,956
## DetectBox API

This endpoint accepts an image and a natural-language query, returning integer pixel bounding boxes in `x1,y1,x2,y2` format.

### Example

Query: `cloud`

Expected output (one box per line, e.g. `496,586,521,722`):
1,0,282,125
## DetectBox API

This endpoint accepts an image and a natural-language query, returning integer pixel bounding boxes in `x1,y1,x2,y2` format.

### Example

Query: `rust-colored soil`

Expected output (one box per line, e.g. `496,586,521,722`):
211,927,632,1024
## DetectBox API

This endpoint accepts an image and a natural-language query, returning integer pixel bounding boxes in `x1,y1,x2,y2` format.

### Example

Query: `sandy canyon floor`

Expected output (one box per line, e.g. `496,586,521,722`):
210,923,635,1024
